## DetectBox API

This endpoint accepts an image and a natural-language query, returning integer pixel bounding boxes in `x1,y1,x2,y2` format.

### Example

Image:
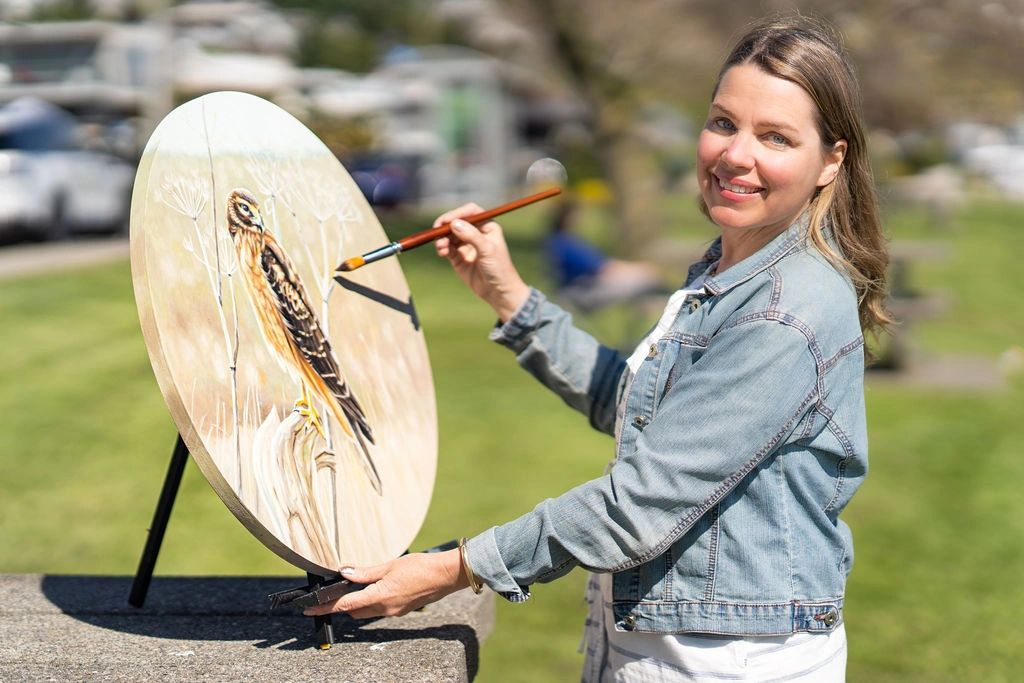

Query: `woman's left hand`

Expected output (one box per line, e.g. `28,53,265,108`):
303,549,470,619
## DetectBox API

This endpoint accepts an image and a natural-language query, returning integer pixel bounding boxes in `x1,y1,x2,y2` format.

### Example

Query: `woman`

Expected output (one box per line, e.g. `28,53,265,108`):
308,16,888,681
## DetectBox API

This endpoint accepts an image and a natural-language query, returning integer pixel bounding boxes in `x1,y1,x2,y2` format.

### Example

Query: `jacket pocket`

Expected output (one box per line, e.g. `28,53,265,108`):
657,334,708,408
613,509,720,604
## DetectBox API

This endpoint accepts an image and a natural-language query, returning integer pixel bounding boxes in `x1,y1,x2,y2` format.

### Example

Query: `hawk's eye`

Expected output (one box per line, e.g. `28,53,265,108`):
240,204,251,216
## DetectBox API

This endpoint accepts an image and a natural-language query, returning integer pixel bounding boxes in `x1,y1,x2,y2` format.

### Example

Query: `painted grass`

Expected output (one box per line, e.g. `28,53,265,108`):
0,199,1021,680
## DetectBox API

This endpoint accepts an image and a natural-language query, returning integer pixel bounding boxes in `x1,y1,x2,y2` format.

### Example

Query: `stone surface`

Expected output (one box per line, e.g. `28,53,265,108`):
0,575,494,682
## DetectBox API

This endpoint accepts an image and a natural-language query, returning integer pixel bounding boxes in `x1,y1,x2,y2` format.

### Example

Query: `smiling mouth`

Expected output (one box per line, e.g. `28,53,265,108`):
716,176,764,195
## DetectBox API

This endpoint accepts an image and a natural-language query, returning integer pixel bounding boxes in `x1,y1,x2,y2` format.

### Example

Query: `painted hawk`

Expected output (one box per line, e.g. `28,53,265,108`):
226,188,382,495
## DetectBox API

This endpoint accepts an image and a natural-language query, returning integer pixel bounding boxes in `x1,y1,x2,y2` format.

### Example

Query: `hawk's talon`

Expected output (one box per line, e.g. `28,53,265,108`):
293,397,327,439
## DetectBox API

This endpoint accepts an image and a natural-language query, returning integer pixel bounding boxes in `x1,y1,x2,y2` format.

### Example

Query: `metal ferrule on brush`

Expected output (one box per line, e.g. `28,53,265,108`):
362,241,403,265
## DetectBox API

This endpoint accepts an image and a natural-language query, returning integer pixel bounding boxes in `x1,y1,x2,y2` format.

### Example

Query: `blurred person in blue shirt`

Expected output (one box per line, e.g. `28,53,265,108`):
544,200,663,311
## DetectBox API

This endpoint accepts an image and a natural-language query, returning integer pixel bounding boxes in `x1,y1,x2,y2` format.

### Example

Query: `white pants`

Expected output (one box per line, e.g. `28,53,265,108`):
582,575,847,682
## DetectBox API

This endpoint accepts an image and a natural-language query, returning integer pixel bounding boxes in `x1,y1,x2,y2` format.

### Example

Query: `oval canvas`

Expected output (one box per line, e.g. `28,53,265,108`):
130,92,437,574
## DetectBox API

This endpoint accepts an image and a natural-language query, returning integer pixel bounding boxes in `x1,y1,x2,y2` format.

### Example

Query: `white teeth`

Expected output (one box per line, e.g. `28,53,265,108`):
719,178,762,194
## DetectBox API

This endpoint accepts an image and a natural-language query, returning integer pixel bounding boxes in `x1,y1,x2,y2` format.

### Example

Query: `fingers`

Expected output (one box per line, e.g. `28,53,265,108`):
449,219,488,251
433,203,484,228
301,562,390,617
302,577,410,619
334,582,394,617
301,552,463,620
432,203,502,238
435,235,475,267
435,220,486,267
302,580,382,617
339,563,389,584
433,202,506,269
476,220,501,235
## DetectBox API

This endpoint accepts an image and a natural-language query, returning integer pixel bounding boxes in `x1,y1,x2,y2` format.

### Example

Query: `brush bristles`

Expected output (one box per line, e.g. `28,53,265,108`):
338,256,366,272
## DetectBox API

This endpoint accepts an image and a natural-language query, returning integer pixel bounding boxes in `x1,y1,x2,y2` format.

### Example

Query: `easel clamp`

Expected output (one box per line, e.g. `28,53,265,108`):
268,576,361,610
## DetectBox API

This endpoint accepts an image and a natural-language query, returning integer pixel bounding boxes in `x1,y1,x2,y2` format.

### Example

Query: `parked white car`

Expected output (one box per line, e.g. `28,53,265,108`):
0,98,134,241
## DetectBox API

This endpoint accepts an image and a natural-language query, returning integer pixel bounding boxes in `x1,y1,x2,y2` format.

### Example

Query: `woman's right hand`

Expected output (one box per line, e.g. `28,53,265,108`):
433,203,531,322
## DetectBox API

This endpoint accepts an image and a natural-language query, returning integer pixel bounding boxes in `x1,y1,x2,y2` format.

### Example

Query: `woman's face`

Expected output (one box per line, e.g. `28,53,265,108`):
697,63,846,239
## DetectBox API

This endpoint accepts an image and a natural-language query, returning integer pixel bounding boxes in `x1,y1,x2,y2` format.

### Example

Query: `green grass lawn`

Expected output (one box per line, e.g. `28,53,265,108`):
0,199,1021,681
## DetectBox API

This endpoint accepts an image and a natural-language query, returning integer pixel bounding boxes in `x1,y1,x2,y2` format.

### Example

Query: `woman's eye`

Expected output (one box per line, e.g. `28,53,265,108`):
767,133,789,146
713,118,736,131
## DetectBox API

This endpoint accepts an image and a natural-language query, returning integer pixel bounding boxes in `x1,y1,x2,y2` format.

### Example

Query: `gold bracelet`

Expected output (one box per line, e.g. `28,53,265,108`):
459,536,484,594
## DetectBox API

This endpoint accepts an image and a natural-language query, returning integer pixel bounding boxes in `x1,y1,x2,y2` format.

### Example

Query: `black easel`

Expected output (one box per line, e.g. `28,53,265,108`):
127,434,337,649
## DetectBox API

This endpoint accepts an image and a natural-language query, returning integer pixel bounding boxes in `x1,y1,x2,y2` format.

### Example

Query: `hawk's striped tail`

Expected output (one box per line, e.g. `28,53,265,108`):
324,392,382,496
352,427,383,496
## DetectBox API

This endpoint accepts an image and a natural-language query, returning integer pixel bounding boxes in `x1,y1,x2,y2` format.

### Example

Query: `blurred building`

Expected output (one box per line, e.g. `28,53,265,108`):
160,0,301,103
309,45,586,208
326,46,513,208
161,0,298,55
0,20,171,148
0,1,587,210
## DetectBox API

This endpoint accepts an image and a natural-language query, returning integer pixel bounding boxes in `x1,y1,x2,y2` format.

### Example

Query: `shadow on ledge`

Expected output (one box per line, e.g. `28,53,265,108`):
38,575,480,677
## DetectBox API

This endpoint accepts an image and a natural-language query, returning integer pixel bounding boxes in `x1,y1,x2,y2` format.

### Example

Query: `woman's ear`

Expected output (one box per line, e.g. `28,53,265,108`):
817,139,848,187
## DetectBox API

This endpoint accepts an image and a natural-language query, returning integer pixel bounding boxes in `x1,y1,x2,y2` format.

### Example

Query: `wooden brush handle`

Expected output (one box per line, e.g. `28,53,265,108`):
397,187,561,251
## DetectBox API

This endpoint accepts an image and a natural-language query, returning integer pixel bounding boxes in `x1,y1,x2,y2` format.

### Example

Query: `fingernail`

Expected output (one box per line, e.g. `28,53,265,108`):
450,220,467,233
339,567,355,576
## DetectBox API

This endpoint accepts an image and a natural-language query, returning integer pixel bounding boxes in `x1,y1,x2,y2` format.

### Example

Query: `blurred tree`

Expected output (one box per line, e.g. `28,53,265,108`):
30,0,93,21
273,0,458,72
308,115,376,157
451,0,1024,247
295,17,378,72
798,0,1024,129
487,0,725,254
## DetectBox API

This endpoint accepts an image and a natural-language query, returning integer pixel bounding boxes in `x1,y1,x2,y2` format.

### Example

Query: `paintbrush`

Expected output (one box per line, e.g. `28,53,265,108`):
335,187,562,273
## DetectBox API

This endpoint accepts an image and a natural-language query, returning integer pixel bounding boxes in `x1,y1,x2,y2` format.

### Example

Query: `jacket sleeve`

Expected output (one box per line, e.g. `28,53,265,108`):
466,314,820,602
489,287,629,437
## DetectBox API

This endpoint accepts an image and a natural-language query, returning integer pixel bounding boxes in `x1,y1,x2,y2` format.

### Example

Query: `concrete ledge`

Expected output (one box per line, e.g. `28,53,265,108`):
0,574,494,682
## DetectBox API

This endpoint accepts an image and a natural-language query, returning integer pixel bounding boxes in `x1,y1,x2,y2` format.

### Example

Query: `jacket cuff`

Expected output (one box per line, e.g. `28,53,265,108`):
465,528,532,603
488,287,545,349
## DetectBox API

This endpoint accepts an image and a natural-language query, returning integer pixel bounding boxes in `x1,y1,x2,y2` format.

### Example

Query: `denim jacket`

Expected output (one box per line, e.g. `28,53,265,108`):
465,216,867,636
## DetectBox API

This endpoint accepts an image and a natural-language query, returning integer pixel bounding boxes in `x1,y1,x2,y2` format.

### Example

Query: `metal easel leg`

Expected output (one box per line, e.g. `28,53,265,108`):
128,434,190,608
129,435,336,651
306,572,336,649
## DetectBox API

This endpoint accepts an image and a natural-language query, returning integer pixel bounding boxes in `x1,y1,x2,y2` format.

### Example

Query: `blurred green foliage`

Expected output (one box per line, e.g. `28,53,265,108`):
275,0,463,72
0,199,1022,680
28,0,92,21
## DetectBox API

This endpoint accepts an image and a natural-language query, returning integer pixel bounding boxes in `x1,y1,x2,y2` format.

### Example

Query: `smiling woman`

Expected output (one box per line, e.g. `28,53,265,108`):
698,66,847,257
699,23,890,338
305,15,889,683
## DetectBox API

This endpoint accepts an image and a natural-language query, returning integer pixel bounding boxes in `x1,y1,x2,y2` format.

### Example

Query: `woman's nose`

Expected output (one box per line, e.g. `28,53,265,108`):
721,133,755,170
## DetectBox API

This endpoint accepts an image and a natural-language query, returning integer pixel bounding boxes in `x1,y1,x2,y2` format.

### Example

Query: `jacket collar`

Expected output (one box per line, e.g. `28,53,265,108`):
690,212,812,297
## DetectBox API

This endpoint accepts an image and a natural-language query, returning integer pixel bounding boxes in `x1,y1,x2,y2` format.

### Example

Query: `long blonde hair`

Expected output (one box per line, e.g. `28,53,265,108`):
708,16,891,339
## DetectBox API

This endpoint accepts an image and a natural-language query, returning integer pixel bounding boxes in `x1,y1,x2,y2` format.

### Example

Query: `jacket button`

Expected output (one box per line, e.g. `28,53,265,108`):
688,299,701,312
632,415,649,429
817,608,839,627
622,615,636,630
647,344,658,359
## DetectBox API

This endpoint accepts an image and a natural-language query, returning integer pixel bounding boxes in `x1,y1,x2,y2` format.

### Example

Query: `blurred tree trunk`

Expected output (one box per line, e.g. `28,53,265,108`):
517,0,665,256
590,102,665,257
